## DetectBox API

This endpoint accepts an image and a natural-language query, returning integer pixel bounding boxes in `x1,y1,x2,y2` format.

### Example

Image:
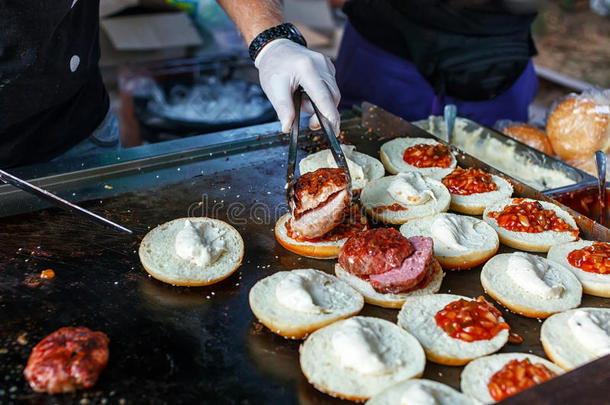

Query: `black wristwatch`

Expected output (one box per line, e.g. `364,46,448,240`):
248,22,307,61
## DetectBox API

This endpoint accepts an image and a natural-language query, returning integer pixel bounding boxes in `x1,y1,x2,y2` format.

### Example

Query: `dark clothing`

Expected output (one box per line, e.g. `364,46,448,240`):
0,0,108,168
343,0,537,100
335,22,538,126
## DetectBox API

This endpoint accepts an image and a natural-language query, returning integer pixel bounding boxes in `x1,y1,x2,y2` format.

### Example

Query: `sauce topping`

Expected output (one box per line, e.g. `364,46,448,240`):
487,200,577,234
370,203,408,214
40,269,55,279
552,185,609,226
402,143,452,168
567,242,610,274
434,296,509,342
442,167,498,195
286,205,368,243
487,358,557,402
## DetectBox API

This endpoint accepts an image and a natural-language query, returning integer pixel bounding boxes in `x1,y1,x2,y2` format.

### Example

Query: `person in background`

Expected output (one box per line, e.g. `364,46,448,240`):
332,0,542,126
0,0,339,168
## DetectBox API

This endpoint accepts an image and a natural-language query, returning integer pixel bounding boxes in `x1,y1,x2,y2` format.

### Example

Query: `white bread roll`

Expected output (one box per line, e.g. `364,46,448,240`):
397,294,509,366
299,316,426,402
139,217,243,286
480,253,582,318
275,213,346,259
248,269,364,340
334,260,444,309
399,213,499,270
547,240,610,298
361,174,450,225
365,379,472,405
501,124,554,155
482,198,578,252
380,137,457,179
546,97,610,161
460,352,564,404
299,145,385,191
540,308,610,371
446,174,514,215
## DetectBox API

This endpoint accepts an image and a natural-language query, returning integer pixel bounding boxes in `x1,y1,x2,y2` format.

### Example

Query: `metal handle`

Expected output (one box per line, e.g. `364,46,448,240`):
285,89,302,212
444,104,457,145
310,101,353,203
595,151,607,226
0,169,132,234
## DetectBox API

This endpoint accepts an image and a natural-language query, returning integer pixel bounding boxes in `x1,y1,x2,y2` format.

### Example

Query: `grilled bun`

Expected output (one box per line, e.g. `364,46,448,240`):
547,240,610,298
299,316,426,402
139,217,243,286
248,269,364,339
541,308,610,371
397,294,509,366
380,137,457,179
360,174,450,225
445,173,514,215
460,353,564,404
399,213,499,270
502,124,554,155
546,97,610,161
334,259,444,308
365,379,471,405
482,198,578,252
299,146,385,191
275,213,348,259
481,253,582,319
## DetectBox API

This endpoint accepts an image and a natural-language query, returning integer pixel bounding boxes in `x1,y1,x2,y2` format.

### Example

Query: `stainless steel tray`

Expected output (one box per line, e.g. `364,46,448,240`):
411,114,595,193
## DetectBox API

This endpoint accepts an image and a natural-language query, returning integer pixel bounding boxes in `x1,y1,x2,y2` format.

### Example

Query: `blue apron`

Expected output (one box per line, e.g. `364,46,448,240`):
335,22,538,127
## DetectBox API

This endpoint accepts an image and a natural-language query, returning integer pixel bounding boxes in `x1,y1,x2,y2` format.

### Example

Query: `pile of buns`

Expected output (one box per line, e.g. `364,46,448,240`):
499,88,610,177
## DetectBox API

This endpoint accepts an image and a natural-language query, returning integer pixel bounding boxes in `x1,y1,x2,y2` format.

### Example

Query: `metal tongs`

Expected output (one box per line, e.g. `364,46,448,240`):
285,87,352,213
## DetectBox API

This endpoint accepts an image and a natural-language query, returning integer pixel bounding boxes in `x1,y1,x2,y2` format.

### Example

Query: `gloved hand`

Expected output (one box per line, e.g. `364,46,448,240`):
255,39,341,135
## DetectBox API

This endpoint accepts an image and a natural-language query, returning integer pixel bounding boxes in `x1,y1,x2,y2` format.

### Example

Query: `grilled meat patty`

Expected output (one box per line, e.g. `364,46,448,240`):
368,236,433,293
290,168,349,238
338,228,415,276
339,229,434,294
24,326,109,393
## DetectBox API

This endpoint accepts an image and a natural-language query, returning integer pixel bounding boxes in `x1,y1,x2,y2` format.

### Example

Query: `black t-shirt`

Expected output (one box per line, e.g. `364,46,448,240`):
0,0,108,168
343,0,537,100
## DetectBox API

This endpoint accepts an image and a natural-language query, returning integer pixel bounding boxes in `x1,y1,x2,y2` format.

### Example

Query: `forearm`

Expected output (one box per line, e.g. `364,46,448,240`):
217,0,283,43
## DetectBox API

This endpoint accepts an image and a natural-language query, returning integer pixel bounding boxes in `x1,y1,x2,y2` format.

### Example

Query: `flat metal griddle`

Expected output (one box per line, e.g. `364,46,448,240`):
0,106,608,404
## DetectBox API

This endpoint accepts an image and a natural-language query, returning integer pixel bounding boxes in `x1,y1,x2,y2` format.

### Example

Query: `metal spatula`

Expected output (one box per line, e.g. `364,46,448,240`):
0,169,132,234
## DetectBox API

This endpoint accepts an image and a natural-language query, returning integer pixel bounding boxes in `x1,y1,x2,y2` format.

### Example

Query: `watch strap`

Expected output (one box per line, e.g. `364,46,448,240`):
249,23,307,61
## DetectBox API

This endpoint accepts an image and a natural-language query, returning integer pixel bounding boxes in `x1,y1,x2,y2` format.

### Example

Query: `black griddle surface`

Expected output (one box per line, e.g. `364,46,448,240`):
1,120,608,404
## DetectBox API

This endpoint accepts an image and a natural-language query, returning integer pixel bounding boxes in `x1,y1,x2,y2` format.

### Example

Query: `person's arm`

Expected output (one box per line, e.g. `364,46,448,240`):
217,0,341,134
217,0,283,43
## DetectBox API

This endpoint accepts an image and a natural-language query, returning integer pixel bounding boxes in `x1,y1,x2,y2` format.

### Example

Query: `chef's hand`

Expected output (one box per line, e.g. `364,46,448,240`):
255,39,341,135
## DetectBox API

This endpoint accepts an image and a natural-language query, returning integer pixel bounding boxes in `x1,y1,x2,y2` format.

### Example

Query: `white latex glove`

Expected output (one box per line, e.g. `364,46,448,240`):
255,39,341,135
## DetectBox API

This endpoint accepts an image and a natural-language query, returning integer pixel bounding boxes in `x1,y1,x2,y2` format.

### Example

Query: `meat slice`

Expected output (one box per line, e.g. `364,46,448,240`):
369,236,434,294
290,189,348,238
338,228,414,276
24,326,109,393
290,168,349,239
292,168,347,216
